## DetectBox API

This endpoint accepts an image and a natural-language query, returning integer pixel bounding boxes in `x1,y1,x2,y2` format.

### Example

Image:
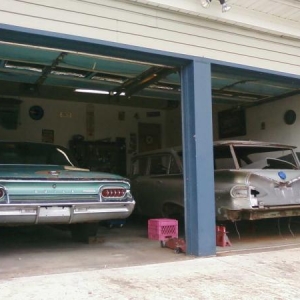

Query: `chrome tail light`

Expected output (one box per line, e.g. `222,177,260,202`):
101,188,126,199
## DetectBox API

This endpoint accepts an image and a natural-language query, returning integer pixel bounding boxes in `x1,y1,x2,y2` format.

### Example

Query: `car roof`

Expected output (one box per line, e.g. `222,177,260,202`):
0,140,66,149
213,140,296,149
132,146,182,157
132,140,296,158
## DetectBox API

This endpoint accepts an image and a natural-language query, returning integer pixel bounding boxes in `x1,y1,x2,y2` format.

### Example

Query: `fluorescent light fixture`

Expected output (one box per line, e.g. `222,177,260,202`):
75,89,109,95
92,75,124,83
114,92,126,96
75,89,126,96
5,62,42,73
51,71,85,78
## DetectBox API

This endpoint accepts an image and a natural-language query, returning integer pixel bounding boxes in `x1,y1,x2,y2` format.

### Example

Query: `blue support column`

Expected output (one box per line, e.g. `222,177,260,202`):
181,59,216,257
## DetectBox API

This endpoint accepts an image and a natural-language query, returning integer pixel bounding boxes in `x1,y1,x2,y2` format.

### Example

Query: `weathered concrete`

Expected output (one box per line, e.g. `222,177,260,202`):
1,218,300,299
1,247,300,300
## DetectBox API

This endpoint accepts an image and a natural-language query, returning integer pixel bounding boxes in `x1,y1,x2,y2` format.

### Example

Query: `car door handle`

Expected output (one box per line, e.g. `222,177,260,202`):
156,180,163,184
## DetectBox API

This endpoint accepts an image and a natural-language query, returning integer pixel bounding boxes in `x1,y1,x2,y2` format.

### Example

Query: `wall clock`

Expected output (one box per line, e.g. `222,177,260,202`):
29,105,44,120
284,110,296,125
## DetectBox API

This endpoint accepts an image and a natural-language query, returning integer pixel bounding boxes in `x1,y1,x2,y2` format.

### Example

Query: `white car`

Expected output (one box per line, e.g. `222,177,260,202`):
130,140,300,221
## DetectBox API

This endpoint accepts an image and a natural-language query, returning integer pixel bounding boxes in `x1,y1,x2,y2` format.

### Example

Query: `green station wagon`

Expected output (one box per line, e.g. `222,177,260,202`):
0,141,135,241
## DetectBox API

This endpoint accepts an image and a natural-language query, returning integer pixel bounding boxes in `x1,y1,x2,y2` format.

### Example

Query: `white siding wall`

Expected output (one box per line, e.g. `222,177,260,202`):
0,0,299,75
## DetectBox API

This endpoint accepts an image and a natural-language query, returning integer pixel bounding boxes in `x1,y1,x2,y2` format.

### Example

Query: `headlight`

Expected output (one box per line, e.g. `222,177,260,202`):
230,185,249,198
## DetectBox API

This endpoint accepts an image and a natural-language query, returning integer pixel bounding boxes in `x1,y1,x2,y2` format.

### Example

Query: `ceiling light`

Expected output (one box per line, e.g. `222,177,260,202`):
75,89,125,96
200,0,211,8
221,3,231,12
5,61,43,73
200,0,231,12
237,95,260,100
150,85,175,91
75,89,109,95
109,91,126,96
114,91,126,96
92,76,124,83
51,71,85,78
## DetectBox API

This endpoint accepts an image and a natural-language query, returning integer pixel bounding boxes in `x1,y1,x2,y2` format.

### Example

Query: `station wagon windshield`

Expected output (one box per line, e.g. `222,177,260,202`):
0,142,78,166
214,145,299,170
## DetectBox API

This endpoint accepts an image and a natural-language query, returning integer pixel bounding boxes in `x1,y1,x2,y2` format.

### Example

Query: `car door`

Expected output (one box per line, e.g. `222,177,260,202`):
148,154,172,216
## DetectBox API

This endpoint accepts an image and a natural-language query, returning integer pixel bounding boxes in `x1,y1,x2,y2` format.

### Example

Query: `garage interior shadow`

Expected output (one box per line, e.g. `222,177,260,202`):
2,216,300,279
216,217,300,255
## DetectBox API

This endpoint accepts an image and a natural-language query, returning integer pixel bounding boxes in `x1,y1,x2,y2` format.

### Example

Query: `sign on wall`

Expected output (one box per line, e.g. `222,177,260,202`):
42,129,54,143
218,108,246,139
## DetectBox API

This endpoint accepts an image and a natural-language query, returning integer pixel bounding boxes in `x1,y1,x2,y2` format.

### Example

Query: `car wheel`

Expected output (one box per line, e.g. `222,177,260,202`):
70,222,99,243
162,203,184,220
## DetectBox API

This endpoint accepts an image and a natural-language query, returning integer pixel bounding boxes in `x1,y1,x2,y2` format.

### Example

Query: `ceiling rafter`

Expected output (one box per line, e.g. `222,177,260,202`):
0,42,299,109
109,66,178,99
35,52,67,85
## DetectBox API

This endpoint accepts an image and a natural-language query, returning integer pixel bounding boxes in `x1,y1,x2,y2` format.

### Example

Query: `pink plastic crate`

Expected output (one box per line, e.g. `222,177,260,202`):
148,218,178,241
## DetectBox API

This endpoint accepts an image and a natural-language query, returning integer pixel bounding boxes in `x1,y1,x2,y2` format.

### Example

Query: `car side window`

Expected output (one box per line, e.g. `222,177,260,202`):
132,157,148,176
169,155,181,174
214,158,236,170
149,155,170,175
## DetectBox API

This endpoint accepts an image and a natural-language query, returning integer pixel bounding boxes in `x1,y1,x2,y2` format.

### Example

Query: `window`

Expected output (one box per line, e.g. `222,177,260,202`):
169,155,181,174
149,154,170,175
132,157,148,176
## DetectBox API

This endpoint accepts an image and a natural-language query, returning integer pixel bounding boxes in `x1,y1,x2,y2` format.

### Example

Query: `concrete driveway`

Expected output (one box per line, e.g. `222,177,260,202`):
1,217,300,299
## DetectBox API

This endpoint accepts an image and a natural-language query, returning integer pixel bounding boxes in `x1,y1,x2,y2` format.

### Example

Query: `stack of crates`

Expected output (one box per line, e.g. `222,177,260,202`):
148,218,178,241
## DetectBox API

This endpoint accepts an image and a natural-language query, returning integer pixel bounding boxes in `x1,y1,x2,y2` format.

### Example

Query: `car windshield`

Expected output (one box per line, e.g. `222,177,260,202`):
0,142,78,166
214,144,298,170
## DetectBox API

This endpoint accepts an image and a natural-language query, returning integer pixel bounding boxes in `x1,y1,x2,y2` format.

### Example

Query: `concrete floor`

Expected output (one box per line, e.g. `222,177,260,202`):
1,217,300,280
0,217,189,280
218,217,300,255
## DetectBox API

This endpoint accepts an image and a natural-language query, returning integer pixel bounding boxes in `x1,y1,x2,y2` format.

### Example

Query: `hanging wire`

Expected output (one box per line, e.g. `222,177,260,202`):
277,218,282,236
234,221,241,240
288,217,295,237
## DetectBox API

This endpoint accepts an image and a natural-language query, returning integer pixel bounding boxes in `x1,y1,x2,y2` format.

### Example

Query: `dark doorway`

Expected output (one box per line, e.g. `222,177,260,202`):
138,123,162,153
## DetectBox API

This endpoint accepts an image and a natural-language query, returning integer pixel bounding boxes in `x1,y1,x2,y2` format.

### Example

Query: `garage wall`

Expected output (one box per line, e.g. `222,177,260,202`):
212,96,300,150
0,98,166,173
166,103,232,147
165,105,181,147
0,0,299,76
166,95,300,151
245,95,300,149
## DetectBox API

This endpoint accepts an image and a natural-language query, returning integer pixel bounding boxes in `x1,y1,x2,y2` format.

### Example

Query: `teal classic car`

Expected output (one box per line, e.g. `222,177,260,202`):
0,141,135,241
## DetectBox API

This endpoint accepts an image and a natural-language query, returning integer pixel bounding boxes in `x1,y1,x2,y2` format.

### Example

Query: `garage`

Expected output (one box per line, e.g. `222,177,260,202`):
0,0,300,271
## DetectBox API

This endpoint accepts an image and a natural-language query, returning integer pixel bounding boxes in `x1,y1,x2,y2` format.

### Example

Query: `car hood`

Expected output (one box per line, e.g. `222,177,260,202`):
0,164,127,181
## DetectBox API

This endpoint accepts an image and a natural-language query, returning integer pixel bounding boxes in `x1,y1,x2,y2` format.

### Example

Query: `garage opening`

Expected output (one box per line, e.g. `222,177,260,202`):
1,25,300,275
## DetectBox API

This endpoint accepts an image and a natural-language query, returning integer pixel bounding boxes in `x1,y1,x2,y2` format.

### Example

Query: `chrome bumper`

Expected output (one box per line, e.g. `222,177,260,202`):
0,201,135,225
225,205,300,221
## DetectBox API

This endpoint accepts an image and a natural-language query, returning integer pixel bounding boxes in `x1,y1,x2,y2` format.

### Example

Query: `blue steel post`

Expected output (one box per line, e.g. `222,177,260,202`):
181,59,216,257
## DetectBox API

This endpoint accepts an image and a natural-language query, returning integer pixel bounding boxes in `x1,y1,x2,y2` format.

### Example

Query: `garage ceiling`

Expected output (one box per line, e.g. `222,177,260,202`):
0,41,299,109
